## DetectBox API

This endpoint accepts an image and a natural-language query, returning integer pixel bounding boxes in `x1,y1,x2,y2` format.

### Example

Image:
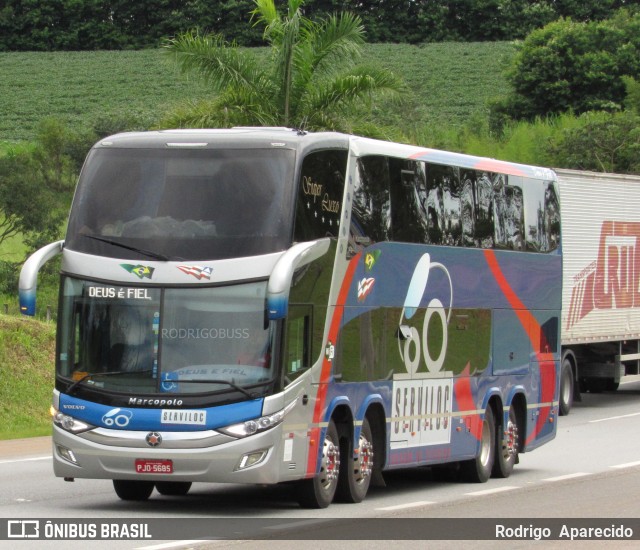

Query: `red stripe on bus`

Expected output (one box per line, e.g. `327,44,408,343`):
483,249,556,443
305,253,362,477
453,362,483,440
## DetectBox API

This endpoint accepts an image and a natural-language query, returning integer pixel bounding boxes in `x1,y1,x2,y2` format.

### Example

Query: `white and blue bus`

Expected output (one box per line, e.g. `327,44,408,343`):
20,128,561,507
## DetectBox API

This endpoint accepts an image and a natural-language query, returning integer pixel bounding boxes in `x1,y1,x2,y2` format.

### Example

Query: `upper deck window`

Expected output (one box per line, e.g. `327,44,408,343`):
293,149,348,242
351,155,560,253
66,147,295,261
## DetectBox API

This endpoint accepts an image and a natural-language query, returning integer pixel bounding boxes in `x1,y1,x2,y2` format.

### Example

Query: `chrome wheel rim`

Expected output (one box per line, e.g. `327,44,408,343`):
479,418,491,467
354,432,374,485
319,433,340,489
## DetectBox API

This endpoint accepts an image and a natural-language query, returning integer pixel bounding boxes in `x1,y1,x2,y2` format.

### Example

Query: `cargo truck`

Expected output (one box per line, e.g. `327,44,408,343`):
557,168,640,415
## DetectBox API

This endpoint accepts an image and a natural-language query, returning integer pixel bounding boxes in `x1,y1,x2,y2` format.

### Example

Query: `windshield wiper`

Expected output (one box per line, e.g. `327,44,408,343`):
84,234,175,261
67,369,154,394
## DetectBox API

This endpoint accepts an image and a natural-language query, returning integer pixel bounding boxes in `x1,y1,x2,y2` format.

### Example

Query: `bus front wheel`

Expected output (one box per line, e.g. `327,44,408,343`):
297,420,340,508
112,479,154,501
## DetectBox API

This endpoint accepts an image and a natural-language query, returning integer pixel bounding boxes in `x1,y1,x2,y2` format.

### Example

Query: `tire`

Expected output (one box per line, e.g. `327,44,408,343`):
155,481,192,496
297,420,340,508
336,417,374,503
492,405,519,479
112,480,154,501
559,357,574,416
460,406,495,483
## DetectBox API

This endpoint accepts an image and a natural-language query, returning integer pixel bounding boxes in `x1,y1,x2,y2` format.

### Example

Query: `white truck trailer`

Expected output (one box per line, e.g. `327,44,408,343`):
558,168,640,414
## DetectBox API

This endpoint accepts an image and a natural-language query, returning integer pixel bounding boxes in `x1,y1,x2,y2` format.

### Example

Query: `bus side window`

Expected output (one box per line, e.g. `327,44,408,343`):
284,304,312,384
494,175,525,250
474,172,495,248
544,182,561,251
294,149,348,242
388,158,429,244
459,169,495,249
351,156,391,253
333,308,404,382
425,163,462,246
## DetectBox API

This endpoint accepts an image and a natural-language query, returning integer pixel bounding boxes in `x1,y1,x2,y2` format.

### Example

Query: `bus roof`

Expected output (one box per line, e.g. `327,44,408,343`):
95,128,348,150
349,134,556,180
95,128,556,180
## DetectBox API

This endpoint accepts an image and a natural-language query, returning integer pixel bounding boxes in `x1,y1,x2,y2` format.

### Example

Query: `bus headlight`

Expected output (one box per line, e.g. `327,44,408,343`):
218,409,285,438
52,408,94,434
218,399,296,438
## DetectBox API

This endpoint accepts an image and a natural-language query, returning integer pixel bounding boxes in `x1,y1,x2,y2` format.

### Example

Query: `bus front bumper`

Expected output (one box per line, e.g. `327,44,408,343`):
52,423,289,485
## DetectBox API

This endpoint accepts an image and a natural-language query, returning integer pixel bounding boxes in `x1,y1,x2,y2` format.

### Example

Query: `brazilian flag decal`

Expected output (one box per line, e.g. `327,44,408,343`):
120,264,155,279
364,249,381,272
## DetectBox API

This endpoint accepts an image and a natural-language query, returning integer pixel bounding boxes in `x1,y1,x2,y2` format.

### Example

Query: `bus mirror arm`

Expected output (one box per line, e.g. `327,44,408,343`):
266,238,331,320
19,240,64,316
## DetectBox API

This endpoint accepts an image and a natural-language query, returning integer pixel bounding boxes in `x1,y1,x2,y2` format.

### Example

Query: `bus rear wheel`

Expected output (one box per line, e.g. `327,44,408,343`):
336,417,374,503
113,479,154,501
297,420,340,508
559,356,574,416
460,406,495,483
492,405,518,478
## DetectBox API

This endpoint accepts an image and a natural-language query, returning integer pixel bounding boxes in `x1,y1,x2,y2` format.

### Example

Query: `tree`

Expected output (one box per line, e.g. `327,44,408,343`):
625,76,640,114
0,120,78,251
493,9,640,122
548,111,640,174
161,0,404,134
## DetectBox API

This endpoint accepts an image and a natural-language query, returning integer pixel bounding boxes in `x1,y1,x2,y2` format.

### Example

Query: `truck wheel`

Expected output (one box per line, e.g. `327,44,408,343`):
113,480,154,501
297,420,340,508
336,417,374,503
461,407,495,483
559,357,574,416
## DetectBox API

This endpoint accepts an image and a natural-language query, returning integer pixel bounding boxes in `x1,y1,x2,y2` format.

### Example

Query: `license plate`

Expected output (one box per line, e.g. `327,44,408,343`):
135,459,173,474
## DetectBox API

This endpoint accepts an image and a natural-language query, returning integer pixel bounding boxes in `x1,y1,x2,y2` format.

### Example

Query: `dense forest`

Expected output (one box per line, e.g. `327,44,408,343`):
0,0,636,50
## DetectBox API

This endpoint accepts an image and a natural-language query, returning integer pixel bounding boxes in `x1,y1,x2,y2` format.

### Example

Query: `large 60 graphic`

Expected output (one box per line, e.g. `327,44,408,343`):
397,253,453,375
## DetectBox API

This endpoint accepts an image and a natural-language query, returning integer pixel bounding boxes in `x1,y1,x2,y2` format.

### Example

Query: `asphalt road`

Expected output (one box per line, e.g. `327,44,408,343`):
2,377,640,549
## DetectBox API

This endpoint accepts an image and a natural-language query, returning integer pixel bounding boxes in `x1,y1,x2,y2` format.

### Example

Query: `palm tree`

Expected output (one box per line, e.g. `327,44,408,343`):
162,0,404,135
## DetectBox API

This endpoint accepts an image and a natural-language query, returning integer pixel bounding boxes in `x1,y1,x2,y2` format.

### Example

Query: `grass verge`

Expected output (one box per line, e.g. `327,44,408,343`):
0,314,55,439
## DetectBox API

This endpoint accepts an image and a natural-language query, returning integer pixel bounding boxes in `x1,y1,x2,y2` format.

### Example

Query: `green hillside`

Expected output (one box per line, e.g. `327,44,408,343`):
0,42,515,142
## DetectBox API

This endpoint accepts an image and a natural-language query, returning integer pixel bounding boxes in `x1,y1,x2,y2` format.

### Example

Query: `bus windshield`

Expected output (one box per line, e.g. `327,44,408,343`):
65,147,295,261
57,277,276,398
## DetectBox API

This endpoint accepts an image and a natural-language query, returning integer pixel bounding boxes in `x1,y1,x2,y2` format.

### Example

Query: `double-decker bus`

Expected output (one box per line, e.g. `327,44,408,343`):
20,128,560,508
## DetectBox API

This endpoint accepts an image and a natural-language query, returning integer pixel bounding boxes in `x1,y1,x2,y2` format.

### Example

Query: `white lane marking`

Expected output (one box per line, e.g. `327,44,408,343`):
376,500,435,511
0,456,50,465
542,472,590,482
265,519,330,530
464,486,519,497
135,541,212,550
611,460,640,469
589,412,640,423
